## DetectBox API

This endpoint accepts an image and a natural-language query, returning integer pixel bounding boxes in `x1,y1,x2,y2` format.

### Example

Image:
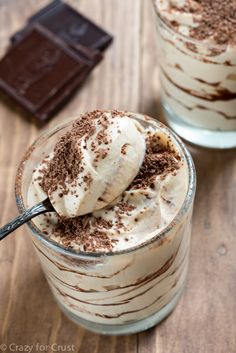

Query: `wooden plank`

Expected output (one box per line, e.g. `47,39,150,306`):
139,0,162,119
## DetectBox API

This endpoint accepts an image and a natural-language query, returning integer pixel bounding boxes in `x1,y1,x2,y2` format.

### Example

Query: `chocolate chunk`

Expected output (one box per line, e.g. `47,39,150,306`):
67,42,103,66
10,0,113,52
34,63,90,122
0,25,94,122
32,29,103,121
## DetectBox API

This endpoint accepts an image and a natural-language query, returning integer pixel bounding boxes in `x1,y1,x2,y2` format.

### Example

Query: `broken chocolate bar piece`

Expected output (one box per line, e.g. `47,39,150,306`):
0,25,92,122
2,1,113,123
35,65,90,121
11,0,113,52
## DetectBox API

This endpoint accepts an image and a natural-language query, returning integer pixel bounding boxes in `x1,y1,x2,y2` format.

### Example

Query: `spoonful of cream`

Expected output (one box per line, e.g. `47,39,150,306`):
0,112,146,240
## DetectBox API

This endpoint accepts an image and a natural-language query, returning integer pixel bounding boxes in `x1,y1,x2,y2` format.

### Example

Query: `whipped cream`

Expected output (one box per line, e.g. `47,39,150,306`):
24,112,194,330
154,0,236,132
156,0,201,37
155,0,236,45
30,111,146,218
27,112,188,252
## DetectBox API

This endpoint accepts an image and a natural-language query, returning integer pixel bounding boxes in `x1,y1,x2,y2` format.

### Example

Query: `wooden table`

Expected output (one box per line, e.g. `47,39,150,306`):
0,1,235,352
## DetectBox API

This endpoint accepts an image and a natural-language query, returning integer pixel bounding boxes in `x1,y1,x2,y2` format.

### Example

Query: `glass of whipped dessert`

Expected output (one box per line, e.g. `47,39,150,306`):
15,110,196,335
153,0,236,149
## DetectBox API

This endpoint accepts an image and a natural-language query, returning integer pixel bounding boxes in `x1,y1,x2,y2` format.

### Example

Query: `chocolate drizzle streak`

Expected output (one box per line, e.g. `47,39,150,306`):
163,86,236,120
162,68,236,102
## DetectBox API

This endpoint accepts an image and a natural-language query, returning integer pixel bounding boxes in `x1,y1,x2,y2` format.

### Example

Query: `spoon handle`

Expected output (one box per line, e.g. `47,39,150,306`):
0,198,54,241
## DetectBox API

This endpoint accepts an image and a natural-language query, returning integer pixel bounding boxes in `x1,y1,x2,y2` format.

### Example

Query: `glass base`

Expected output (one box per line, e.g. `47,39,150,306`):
163,103,236,149
55,287,184,335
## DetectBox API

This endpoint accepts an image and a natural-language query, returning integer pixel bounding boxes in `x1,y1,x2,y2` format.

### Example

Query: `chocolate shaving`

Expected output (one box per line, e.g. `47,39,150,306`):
40,110,129,196
40,116,94,195
129,134,180,190
52,214,117,252
189,0,236,45
121,143,130,155
161,0,236,45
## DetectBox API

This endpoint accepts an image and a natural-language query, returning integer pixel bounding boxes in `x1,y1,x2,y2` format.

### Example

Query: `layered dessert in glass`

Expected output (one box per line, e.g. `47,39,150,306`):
153,0,236,148
15,110,196,334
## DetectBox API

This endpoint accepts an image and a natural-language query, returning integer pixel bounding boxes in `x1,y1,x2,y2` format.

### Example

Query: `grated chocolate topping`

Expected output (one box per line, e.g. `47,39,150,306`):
49,131,182,252
129,134,180,190
52,215,118,252
39,110,126,196
190,0,236,45
40,115,94,196
157,0,236,45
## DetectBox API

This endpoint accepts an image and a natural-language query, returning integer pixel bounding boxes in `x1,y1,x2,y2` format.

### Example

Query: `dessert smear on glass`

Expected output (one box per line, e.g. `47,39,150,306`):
153,0,236,149
16,110,196,334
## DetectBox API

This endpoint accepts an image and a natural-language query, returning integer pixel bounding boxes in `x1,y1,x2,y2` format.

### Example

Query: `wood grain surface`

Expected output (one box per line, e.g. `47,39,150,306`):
0,1,236,352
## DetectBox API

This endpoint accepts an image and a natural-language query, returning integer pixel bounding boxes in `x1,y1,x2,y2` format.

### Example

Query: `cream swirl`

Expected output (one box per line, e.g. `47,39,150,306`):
155,0,201,36
27,113,188,252
155,0,236,45
29,112,146,218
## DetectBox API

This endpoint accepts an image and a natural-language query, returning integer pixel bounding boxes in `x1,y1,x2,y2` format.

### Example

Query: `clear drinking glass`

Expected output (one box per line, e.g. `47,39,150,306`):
15,114,196,335
152,2,236,149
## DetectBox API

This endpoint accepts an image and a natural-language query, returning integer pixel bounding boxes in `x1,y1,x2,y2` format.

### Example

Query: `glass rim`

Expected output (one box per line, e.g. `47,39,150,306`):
152,0,232,51
15,112,196,259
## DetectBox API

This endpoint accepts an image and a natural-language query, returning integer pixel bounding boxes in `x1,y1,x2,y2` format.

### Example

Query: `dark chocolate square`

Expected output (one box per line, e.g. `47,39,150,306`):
0,25,89,120
11,0,113,52
35,66,90,121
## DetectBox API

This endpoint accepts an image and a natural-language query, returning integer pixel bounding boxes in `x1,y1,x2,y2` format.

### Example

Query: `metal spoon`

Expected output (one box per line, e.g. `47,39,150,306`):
0,198,55,241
